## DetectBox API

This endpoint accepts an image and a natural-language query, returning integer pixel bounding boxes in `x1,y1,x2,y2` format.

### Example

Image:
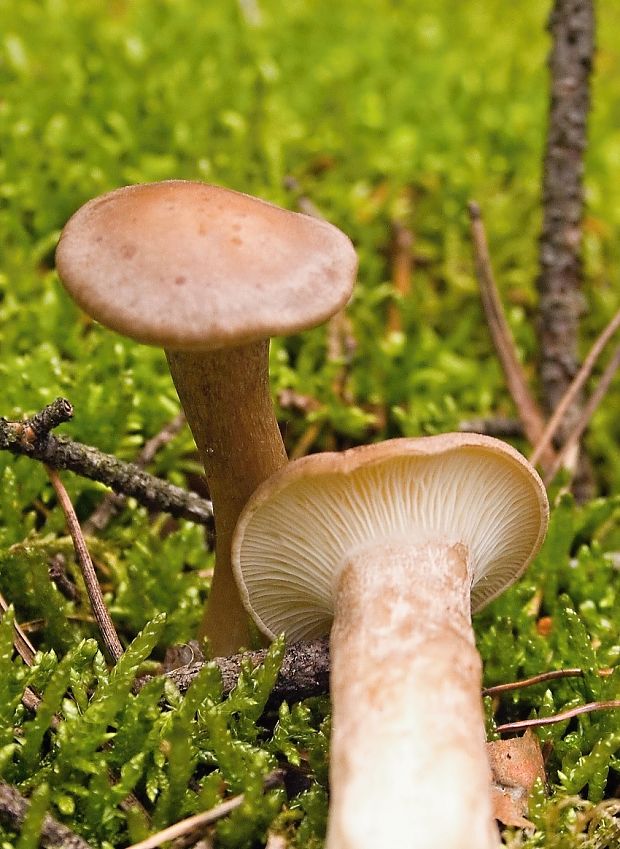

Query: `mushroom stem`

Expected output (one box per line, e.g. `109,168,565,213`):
166,340,287,655
327,541,500,849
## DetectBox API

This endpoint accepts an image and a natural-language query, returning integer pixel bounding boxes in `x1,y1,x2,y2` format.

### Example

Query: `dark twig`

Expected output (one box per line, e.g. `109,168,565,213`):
387,219,414,333
45,466,124,662
544,342,620,485
537,0,595,431
277,389,321,416
164,637,330,707
282,175,323,218
0,780,93,849
326,308,357,403
283,175,356,402
26,397,74,437
83,411,187,534
0,607,51,719
0,592,36,665
482,666,613,697
531,307,620,466
21,687,47,717
125,771,284,849
290,421,324,461
497,700,620,734
458,417,524,438
468,202,554,467
48,553,80,602
0,401,213,527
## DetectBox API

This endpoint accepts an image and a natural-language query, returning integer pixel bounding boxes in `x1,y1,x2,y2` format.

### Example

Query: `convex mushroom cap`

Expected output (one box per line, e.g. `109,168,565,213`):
233,432,549,642
56,180,357,350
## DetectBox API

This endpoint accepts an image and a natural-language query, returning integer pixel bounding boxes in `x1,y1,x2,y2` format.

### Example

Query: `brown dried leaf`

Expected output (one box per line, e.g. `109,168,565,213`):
487,730,546,828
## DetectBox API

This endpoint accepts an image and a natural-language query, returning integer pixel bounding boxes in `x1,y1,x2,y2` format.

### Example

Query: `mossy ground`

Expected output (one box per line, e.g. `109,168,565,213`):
0,1,619,846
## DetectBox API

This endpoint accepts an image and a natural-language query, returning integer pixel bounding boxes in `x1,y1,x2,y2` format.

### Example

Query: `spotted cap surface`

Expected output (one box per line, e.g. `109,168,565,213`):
56,180,358,350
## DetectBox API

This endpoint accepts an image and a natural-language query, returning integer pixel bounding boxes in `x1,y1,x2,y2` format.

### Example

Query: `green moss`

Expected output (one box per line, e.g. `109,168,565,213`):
1,0,619,844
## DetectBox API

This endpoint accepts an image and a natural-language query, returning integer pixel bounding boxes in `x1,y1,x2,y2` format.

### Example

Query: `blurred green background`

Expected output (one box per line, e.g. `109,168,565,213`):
2,0,620,488
1,3,620,846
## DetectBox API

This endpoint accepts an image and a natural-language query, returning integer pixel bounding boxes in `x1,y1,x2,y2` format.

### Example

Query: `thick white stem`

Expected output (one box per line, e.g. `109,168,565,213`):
326,541,500,849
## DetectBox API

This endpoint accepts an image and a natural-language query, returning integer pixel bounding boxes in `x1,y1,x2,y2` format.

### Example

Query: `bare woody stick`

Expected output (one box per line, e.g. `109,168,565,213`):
537,0,595,431
45,465,124,662
283,175,357,403
482,666,612,697
497,699,620,734
164,637,330,709
83,411,187,535
387,220,414,334
531,307,620,465
0,401,213,527
459,417,523,438
0,781,93,849
544,342,620,486
468,202,554,468
0,593,36,665
0,607,52,718
124,771,284,849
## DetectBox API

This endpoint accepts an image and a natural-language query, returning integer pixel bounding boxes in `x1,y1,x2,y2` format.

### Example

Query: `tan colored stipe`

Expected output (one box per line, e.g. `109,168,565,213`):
167,340,287,656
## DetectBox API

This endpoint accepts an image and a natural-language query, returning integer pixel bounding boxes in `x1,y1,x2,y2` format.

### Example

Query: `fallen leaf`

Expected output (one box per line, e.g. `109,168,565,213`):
487,730,546,828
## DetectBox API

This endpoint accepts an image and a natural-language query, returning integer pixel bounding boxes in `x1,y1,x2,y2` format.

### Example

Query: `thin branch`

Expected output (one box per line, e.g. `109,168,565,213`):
26,397,75,437
83,411,187,534
387,219,414,333
282,175,323,218
458,417,524,438
45,466,123,662
0,602,50,717
467,202,554,467
544,342,620,485
125,771,284,849
0,780,93,849
290,421,323,461
482,666,612,697
529,310,620,465
326,308,356,402
48,553,80,601
277,389,321,415
283,175,356,402
496,700,620,734
530,307,620,465
537,0,595,426
0,401,213,527
164,637,330,708
0,592,36,665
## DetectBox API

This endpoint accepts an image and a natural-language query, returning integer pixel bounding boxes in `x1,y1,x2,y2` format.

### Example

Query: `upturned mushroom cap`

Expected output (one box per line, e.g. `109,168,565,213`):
232,433,549,642
55,180,357,350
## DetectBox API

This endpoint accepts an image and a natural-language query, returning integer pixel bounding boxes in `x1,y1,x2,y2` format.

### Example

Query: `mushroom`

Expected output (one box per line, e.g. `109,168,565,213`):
55,180,357,655
232,433,549,849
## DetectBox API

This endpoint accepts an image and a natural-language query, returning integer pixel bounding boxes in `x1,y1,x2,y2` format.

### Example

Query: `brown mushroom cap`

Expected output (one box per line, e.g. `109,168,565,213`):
56,180,357,350
232,433,549,642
